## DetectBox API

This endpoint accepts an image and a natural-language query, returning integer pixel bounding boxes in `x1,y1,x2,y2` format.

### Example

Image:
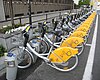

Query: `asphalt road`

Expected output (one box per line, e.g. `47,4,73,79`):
92,12,100,80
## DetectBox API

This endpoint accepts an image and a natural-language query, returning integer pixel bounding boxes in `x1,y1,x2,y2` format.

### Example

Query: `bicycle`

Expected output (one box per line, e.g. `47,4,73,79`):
9,25,49,68
8,11,95,70
9,24,79,72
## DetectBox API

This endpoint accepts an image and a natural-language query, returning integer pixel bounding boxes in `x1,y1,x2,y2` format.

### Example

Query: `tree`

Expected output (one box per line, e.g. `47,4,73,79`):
9,0,15,28
79,0,90,7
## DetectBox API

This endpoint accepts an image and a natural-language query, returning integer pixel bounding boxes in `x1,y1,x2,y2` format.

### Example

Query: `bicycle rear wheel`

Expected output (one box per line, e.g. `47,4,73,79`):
84,36,88,44
30,38,49,54
77,43,84,55
48,55,78,72
39,39,49,54
9,46,33,69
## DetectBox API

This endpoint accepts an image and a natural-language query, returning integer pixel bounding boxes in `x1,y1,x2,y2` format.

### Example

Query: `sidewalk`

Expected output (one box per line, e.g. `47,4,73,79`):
0,58,42,80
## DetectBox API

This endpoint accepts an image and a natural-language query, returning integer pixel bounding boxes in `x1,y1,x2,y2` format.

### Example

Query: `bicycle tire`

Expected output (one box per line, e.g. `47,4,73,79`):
77,43,84,55
39,39,49,54
84,36,88,44
48,55,78,72
9,46,33,69
30,38,49,54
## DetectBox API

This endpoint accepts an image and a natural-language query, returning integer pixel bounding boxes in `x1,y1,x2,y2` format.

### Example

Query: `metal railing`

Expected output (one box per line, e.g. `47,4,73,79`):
0,9,80,28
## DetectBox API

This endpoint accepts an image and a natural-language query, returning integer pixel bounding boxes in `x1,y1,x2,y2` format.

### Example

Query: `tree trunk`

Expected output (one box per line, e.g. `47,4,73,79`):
9,0,14,28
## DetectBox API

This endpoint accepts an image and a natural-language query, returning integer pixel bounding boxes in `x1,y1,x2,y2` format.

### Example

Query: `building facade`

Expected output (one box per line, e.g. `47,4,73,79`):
2,0,74,19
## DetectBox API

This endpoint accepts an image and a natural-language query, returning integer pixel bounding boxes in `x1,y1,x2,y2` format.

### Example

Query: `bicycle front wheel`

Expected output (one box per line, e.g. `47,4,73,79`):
9,46,32,69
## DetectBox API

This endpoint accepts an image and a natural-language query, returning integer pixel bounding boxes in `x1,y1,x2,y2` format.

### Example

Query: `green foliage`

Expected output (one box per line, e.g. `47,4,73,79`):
79,0,90,7
14,23,25,28
0,45,7,57
0,26,13,34
0,23,25,34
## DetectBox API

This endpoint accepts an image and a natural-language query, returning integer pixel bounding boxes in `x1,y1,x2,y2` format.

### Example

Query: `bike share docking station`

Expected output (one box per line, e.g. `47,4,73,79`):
4,52,18,80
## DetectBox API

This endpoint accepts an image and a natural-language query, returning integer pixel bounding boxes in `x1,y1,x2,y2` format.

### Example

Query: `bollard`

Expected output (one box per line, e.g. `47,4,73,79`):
5,52,18,80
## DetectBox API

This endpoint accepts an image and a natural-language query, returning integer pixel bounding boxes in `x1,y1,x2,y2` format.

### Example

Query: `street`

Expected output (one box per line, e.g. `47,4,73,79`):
0,11,100,80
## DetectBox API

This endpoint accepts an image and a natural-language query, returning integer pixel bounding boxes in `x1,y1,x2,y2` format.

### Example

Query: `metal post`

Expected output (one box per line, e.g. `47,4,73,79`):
73,1,74,12
9,0,14,27
19,18,22,25
46,14,47,21
59,12,62,19
28,0,32,25
5,52,18,80
70,0,73,13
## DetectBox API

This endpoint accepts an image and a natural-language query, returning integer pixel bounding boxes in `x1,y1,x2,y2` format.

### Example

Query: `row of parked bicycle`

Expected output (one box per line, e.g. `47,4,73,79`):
9,10,96,72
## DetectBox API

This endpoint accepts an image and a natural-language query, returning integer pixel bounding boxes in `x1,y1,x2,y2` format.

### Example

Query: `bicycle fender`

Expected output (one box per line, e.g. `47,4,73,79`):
61,37,84,48
48,47,78,63
70,31,87,38
80,24,90,28
76,27,89,33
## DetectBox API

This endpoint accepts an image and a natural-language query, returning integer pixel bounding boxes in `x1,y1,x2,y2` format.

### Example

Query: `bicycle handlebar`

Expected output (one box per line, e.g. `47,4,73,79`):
23,33,29,47
22,25,36,47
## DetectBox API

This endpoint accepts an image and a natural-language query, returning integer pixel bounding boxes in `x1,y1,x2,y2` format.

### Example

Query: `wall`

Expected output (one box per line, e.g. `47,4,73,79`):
3,1,73,18
0,0,5,21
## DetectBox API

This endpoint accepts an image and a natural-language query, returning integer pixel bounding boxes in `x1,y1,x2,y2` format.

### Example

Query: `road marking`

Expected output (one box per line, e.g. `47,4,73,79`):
85,44,91,47
82,15,98,80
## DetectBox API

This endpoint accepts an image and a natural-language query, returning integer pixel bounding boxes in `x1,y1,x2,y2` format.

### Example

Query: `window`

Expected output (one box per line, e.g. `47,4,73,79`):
15,13,24,17
65,0,68,4
36,0,41,2
50,0,53,3
59,0,61,3
63,0,65,3
44,0,48,2
55,0,58,3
